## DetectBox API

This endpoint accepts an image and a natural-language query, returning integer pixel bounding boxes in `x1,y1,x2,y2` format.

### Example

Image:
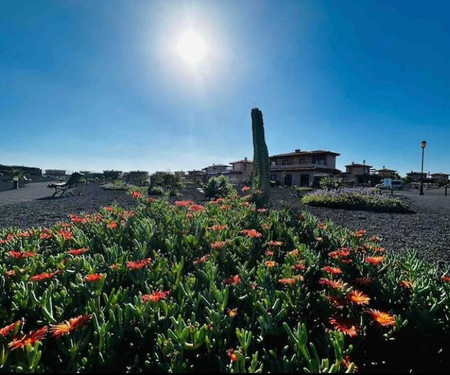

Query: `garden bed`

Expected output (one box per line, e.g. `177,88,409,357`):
0,192,449,372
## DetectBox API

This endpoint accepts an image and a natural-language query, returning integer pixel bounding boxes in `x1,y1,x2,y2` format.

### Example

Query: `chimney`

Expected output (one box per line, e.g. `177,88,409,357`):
244,157,247,162
352,162,354,165
363,160,365,165
295,149,301,153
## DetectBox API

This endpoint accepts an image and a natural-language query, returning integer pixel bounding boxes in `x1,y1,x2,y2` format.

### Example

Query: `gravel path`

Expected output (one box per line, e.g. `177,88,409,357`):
1,183,449,264
270,187,450,265
0,182,135,230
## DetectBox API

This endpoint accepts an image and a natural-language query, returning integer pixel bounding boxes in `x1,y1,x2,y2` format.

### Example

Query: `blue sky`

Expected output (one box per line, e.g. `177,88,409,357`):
1,0,449,176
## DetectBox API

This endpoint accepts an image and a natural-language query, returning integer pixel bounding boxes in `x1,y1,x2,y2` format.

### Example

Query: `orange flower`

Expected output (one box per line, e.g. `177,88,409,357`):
103,206,115,211
240,229,262,238
366,309,396,327
0,320,22,336
58,230,73,241
353,229,366,238
208,224,228,231
291,262,306,271
193,254,211,265
279,275,303,285
365,256,385,265
227,348,239,362
322,266,343,275
8,251,37,259
211,241,227,249
31,270,62,282
265,260,277,268
69,214,87,223
227,308,238,318
370,236,379,242
175,200,194,207
209,197,224,205
319,278,348,290
126,258,151,270
189,204,206,212
329,317,358,337
67,247,89,256
241,186,251,192
109,263,120,269
329,248,351,259
224,274,241,286
50,315,92,338
288,249,299,257
8,326,48,350
341,356,358,372
107,221,118,229
142,290,170,303
348,290,371,306
131,191,142,199
84,273,105,282
399,280,414,289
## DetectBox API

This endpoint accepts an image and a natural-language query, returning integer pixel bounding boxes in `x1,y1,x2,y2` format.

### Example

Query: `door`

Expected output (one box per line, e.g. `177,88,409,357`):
284,174,293,187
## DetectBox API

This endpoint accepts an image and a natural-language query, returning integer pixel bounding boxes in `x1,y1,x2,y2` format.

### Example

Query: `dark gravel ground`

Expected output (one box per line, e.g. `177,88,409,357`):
0,182,135,230
1,182,449,264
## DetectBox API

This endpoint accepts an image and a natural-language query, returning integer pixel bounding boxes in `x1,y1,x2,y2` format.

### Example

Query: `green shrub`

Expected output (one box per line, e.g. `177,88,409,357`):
319,176,344,190
148,186,164,195
302,187,410,212
203,175,235,199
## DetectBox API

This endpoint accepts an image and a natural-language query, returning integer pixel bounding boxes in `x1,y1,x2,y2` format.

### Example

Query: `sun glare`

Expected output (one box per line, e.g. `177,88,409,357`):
176,30,206,65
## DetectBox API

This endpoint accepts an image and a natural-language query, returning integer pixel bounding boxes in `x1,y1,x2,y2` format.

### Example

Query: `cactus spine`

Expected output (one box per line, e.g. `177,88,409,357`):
251,108,270,207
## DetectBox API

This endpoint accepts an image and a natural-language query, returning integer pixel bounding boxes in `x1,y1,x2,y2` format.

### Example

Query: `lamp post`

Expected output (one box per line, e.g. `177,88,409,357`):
419,140,427,195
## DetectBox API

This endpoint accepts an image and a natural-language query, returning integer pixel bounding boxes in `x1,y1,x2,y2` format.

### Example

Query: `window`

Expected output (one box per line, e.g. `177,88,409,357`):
299,158,306,164
282,159,290,165
270,174,278,181
312,156,326,166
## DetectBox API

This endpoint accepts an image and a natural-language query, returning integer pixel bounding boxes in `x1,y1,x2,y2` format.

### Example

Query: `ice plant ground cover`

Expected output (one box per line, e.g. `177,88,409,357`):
0,193,449,372
302,187,410,213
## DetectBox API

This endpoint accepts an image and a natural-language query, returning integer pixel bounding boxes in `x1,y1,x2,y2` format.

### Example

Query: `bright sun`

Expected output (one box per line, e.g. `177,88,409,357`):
176,30,206,65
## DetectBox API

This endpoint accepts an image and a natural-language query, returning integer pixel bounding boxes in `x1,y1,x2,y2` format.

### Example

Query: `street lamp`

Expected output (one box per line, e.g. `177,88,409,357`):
419,140,427,195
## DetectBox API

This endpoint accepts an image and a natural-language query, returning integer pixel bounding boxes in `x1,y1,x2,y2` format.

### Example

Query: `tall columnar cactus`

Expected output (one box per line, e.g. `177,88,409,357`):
251,108,270,207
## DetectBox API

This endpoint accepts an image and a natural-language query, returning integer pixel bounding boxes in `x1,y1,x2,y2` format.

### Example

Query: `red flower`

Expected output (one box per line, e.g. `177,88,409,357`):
329,248,351,259
8,326,48,350
126,257,151,270
175,200,194,207
322,266,343,275
240,229,262,238
142,290,170,303
329,317,359,337
83,273,105,282
107,221,118,229
0,320,22,336
353,277,372,286
67,247,89,256
211,241,227,249
326,295,347,308
58,230,73,241
131,191,142,199
353,229,366,238
50,315,92,337
31,270,62,282
291,262,306,271
103,206,115,211
8,251,37,259
224,274,241,286
189,204,205,212
227,348,239,362
193,254,211,265
441,275,450,283
69,214,87,223
365,256,385,265
279,276,303,285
